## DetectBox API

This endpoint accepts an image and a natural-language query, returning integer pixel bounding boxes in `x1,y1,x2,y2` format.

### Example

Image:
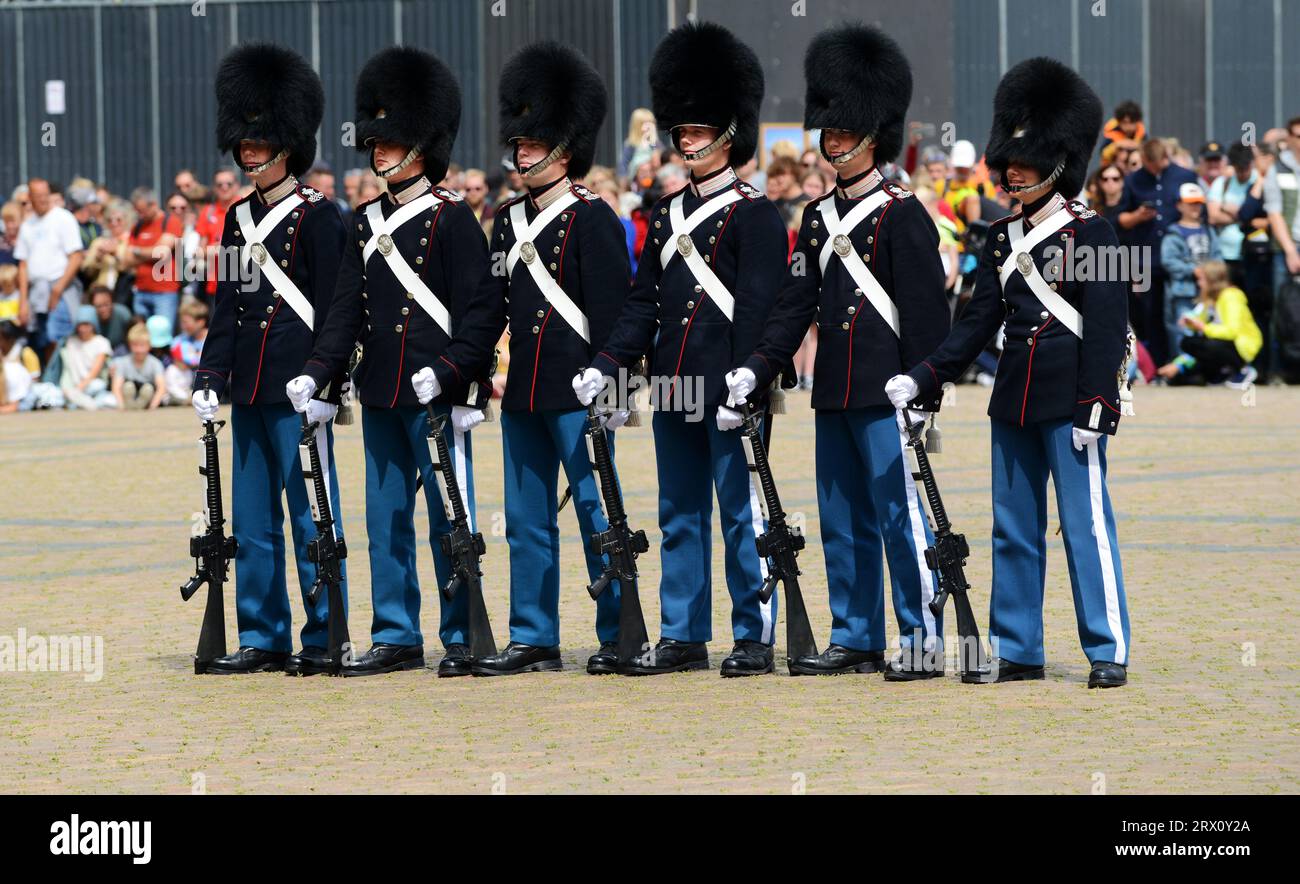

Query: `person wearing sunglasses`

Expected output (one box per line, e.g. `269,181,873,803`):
195,169,240,310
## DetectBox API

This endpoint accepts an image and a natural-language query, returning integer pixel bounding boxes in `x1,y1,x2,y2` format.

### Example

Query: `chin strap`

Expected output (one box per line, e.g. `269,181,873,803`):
238,147,290,176
677,119,737,162
372,145,422,181
517,141,568,181
1002,159,1066,197
822,132,874,167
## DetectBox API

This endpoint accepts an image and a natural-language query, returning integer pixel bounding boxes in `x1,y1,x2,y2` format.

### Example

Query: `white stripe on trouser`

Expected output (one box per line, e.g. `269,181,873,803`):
1086,442,1126,664
314,422,338,540
897,423,937,649
746,480,774,645
452,426,473,532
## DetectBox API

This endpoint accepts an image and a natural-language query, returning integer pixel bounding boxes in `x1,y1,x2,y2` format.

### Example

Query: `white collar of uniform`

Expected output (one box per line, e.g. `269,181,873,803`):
1025,191,1068,228
690,166,738,198
530,177,572,211
257,175,298,206
386,175,432,207
836,166,883,200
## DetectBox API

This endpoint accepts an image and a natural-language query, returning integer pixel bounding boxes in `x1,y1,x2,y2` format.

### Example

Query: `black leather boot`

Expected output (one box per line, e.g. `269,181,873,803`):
471,642,562,676
438,643,473,678
789,644,885,675
720,640,774,677
340,643,425,677
961,657,1046,684
1088,660,1127,688
620,638,708,675
204,646,288,674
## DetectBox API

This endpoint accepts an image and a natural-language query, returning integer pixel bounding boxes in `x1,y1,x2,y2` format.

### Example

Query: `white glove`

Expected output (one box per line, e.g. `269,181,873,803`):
192,389,219,423
451,405,485,433
305,399,337,426
716,405,743,432
572,367,605,406
411,366,441,405
725,368,757,405
1072,427,1103,452
885,374,920,410
602,410,630,430
285,375,317,413
895,408,927,431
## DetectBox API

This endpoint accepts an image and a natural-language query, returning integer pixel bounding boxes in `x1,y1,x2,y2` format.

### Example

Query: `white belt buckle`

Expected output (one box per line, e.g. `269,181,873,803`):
832,234,852,257
520,241,537,264
377,233,395,256
1016,252,1034,276
250,242,268,265
676,234,694,257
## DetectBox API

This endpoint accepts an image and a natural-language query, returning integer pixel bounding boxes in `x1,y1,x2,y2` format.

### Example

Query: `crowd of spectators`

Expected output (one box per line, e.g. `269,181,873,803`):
4,100,1298,415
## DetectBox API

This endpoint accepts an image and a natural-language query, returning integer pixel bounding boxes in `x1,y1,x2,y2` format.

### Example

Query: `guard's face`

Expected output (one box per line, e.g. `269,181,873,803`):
514,139,552,169
371,140,412,174
822,129,864,159
677,125,721,155
239,140,274,167
1004,162,1042,189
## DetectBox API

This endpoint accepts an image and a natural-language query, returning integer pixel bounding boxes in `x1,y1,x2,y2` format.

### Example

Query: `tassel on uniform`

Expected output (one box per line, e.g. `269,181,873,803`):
924,414,942,454
336,382,355,426
768,382,787,415
483,401,496,423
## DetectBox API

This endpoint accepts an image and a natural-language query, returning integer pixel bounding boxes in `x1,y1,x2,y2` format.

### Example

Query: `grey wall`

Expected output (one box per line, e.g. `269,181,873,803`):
1,0,1296,196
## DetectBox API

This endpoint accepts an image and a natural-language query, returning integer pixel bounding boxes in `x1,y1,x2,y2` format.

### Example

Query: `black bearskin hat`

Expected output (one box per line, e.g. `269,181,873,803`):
499,42,606,180
984,57,1103,199
649,21,764,166
803,24,912,164
355,46,462,183
215,43,323,177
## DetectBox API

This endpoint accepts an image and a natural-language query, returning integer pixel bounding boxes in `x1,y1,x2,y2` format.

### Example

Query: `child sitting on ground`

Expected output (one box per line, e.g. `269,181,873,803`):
60,305,116,410
1157,260,1262,388
111,323,167,409
164,298,208,401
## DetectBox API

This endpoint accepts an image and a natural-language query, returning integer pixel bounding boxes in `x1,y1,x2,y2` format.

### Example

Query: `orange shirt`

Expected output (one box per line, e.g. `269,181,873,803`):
129,212,183,293
194,200,230,296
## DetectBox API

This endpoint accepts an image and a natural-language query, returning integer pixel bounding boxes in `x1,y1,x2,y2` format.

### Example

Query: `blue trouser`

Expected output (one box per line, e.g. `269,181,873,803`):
815,406,940,652
501,408,620,647
230,403,346,651
361,404,476,648
989,417,1130,666
132,288,178,333
652,409,774,645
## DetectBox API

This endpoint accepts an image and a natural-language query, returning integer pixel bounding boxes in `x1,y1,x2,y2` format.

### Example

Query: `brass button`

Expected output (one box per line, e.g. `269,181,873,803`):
694,285,702,293
259,320,267,329
265,305,274,313
994,250,1002,257
279,259,288,267
362,292,369,299
364,307,370,315
866,235,873,244
415,256,424,264
286,226,294,234
811,220,819,228
531,325,540,334
680,317,689,325
557,229,565,238
234,229,241,238
401,307,409,316
654,221,661,229
716,220,724,228
855,288,862,295
405,292,414,300
704,255,711,263
420,237,428,246
357,223,364,231
1050,282,1059,291
291,211,300,219
997,233,1005,241
841,321,850,330
660,207,667,215
283,242,290,251
395,324,404,333
549,262,557,271
709,236,716,244
847,305,856,314
273,291,281,299
1026,337,1034,345
426,219,433,228
536,309,545,318
1030,325,1039,332
553,245,561,254
862,254,870,262
561,214,569,221
687,300,695,309
1040,310,1049,319
359,240,365,247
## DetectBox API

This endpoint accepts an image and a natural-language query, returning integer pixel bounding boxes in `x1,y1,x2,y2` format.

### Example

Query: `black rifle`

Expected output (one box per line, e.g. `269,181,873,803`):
424,404,497,659
582,401,650,666
902,414,987,677
299,412,350,673
738,402,818,671
180,403,237,675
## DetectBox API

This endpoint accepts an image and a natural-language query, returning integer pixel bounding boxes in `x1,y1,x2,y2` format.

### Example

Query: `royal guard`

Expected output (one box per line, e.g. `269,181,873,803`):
192,43,348,674
725,25,952,679
431,42,631,676
574,21,788,676
286,47,494,677
886,57,1132,688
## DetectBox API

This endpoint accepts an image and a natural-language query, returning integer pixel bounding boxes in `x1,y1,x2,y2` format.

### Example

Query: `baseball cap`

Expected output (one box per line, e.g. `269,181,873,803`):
950,140,978,169
1178,182,1207,204
146,314,173,347
1199,141,1226,160
75,305,99,328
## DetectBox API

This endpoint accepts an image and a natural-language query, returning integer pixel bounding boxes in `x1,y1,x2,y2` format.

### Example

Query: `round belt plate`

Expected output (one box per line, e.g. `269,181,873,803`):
520,241,537,264
832,234,852,257
1016,252,1034,276
676,234,694,257
250,242,268,265
377,233,395,256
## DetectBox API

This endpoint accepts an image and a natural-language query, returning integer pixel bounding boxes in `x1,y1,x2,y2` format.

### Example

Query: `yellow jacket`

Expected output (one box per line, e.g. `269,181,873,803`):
1202,286,1262,363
